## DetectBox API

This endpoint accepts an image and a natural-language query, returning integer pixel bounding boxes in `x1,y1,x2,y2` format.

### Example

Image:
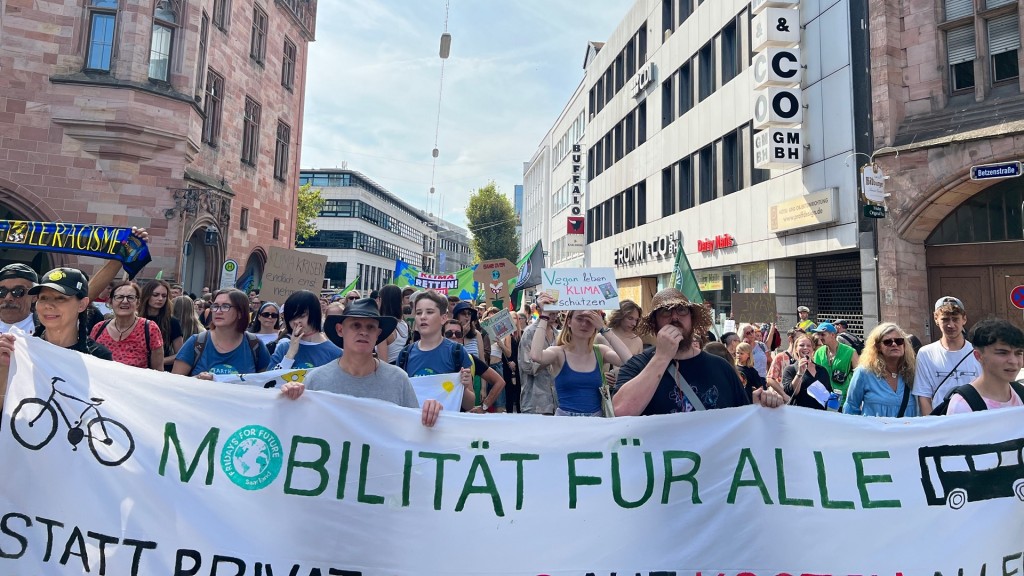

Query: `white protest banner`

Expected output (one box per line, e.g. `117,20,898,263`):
480,309,514,342
540,267,620,310
261,246,328,302
213,367,311,388
410,372,464,412
2,336,1022,575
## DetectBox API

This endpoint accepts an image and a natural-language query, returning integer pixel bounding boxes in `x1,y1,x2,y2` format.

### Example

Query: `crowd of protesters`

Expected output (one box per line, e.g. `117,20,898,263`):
0,231,1020,429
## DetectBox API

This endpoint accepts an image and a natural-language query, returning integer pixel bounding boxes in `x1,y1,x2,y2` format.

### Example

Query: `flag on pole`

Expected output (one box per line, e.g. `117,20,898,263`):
670,247,704,304
338,276,360,297
511,240,544,295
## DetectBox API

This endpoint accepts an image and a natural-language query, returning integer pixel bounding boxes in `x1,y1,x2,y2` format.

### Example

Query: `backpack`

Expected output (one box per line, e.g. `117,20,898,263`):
838,332,864,355
930,381,1024,415
396,340,466,375
93,318,153,351
189,331,262,375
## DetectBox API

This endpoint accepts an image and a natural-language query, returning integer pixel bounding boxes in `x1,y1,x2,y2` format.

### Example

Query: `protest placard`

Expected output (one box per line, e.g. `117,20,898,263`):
732,293,777,324
260,247,327,301
480,309,515,342
540,267,619,310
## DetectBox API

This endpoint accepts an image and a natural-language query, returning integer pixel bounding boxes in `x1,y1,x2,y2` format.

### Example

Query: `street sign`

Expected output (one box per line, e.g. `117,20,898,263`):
219,259,237,290
1011,285,1024,310
863,205,886,219
970,161,1022,181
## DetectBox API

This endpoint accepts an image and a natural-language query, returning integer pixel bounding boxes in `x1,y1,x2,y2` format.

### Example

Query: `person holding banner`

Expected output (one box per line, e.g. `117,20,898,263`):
445,319,505,413
270,290,341,370
530,293,633,417
842,323,918,417
613,288,785,416
0,263,38,334
398,291,474,410
140,279,183,371
249,301,284,351
280,297,443,427
172,289,271,379
89,281,164,370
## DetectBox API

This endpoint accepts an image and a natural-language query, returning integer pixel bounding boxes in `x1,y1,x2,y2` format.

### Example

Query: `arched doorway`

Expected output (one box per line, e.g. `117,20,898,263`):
925,179,1024,337
181,220,224,296
239,249,267,293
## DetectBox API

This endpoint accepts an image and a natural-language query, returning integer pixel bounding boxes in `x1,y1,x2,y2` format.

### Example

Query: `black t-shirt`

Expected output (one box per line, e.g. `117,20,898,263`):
781,362,831,410
33,327,113,361
147,315,183,346
614,349,749,415
738,365,765,404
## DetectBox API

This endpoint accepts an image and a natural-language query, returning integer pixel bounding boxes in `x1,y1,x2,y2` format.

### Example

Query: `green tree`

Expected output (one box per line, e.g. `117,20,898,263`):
294,182,325,243
465,181,519,263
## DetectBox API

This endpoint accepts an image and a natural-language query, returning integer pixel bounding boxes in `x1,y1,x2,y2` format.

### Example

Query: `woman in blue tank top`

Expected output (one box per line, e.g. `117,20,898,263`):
527,294,635,416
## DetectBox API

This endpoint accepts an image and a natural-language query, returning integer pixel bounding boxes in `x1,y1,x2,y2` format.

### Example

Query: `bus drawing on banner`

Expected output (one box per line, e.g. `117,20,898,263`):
919,438,1024,509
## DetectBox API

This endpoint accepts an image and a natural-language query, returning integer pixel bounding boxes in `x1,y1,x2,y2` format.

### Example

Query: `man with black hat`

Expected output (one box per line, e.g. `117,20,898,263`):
613,288,785,416
0,263,38,334
280,297,443,427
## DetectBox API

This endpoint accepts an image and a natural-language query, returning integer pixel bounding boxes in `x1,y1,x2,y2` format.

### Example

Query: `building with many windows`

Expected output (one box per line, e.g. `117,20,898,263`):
298,169,432,292
0,0,316,293
524,0,876,333
870,0,1024,340
429,218,473,275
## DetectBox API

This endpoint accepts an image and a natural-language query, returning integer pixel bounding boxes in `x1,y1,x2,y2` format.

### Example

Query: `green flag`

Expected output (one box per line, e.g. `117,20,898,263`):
339,276,360,296
670,248,704,305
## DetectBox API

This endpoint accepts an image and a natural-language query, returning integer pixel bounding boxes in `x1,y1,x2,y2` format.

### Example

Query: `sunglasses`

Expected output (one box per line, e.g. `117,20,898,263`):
260,312,280,319
346,296,359,301
881,337,905,347
0,287,28,299
444,330,463,338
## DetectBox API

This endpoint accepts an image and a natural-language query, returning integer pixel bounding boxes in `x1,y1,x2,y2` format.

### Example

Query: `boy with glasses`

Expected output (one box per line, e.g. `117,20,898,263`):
0,263,38,334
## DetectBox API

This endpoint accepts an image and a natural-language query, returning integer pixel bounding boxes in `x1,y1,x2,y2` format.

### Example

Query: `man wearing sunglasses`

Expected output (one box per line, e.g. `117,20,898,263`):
0,263,38,334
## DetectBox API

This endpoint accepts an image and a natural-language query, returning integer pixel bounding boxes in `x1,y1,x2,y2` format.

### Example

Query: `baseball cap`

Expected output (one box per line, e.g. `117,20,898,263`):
934,296,965,312
834,319,849,327
28,267,89,299
797,306,810,313
0,263,38,284
812,322,837,334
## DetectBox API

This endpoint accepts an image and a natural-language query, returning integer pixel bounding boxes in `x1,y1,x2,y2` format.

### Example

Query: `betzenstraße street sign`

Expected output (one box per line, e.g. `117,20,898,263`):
970,161,1022,181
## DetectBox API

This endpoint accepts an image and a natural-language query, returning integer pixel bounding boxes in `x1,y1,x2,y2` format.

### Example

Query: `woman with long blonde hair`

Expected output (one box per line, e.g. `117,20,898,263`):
172,295,206,341
843,322,918,417
735,342,766,403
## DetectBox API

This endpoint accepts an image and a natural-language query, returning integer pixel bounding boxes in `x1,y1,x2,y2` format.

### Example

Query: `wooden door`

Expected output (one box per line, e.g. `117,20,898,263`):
927,266,992,340
993,266,1024,332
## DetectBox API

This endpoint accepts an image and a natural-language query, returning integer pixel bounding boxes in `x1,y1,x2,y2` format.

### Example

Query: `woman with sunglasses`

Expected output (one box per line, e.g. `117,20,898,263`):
529,293,633,417
249,301,283,350
842,323,919,417
271,290,341,370
90,281,164,370
444,319,505,413
172,288,271,379
139,279,183,371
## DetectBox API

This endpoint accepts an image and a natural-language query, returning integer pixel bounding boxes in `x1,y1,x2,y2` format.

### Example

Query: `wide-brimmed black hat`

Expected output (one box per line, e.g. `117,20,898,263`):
451,300,478,322
324,297,398,347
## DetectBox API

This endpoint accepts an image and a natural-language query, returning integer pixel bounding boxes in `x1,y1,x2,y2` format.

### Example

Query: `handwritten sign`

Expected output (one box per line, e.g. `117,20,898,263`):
472,258,517,302
732,293,777,324
540,267,619,311
261,247,327,302
480,309,515,342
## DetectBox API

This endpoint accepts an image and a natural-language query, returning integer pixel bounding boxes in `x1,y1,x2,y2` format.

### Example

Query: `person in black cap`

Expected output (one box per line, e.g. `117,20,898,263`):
280,297,443,427
0,263,38,334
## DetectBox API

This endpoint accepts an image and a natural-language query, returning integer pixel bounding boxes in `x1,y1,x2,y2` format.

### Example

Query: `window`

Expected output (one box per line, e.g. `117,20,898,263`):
663,0,674,36
989,14,1020,83
678,61,692,118
679,156,694,211
149,0,180,82
251,5,268,64
662,166,676,216
274,121,291,181
698,144,716,203
273,218,281,240
615,52,625,92
626,187,636,228
638,23,648,63
637,181,647,225
662,75,674,128
698,40,715,101
626,38,636,79
202,69,224,146
678,0,694,27
85,0,118,72
945,0,972,20
638,101,647,145
613,194,624,234
241,97,261,165
723,130,742,195
212,0,229,30
282,37,297,89
195,13,209,99
721,20,739,85
947,25,976,91
625,109,636,154
239,208,249,231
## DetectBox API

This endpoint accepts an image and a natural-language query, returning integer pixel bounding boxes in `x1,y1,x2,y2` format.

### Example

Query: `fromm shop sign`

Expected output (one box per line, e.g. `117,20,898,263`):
697,234,735,253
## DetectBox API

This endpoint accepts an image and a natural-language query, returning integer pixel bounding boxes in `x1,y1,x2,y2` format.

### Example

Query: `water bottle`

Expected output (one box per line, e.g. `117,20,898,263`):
826,391,841,412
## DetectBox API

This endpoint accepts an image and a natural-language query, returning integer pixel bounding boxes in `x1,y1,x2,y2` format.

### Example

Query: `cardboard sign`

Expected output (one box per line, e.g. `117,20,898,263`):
540,267,619,311
732,293,778,324
261,247,328,302
480,309,515,342
473,258,517,302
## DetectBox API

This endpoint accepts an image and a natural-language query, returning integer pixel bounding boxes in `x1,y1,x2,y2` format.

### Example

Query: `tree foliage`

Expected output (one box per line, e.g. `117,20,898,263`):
295,183,325,243
465,181,519,263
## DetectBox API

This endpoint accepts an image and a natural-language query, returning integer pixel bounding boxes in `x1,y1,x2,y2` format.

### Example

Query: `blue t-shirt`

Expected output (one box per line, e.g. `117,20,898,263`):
404,338,472,377
178,334,272,376
270,339,342,369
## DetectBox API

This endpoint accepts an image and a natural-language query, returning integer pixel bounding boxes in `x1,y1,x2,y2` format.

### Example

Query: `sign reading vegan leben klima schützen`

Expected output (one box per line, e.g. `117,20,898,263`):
540,267,619,310
0,220,151,277
0,337,1020,574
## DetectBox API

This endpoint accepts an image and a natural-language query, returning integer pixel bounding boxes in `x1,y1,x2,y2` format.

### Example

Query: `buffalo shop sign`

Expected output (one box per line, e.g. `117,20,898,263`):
567,144,585,250
697,234,736,253
752,0,803,170
614,231,681,267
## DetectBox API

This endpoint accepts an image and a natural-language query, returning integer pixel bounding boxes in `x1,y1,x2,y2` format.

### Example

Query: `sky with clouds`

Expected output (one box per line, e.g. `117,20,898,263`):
300,1,630,228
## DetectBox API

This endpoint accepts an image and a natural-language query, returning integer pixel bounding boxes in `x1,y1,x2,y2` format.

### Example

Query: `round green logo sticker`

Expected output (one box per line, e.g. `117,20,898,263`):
220,425,283,490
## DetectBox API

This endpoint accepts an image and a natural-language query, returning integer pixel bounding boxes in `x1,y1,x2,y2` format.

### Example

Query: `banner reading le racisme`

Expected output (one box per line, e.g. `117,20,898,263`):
0,337,1022,575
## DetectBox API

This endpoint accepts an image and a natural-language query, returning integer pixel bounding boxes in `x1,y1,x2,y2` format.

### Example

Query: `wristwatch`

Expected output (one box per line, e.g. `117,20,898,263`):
481,403,489,412
599,327,610,335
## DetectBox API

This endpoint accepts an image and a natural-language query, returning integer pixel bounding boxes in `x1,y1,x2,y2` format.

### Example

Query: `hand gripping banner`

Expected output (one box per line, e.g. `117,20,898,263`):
0,220,152,278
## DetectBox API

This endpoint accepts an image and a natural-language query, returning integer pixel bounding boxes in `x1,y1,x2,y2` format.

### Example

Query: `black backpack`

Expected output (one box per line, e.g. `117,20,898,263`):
188,331,263,375
838,332,864,355
396,341,465,374
930,381,1024,415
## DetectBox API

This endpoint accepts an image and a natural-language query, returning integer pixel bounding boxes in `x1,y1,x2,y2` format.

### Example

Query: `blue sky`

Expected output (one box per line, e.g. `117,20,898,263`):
300,1,629,227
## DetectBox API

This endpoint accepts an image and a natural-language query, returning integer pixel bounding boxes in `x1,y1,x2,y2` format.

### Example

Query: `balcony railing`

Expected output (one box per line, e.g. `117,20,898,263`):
275,0,316,40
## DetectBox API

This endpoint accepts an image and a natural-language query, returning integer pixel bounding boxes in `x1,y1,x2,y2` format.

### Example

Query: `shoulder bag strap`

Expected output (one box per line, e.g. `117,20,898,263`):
897,375,912,417
594,346,605,387
930,350,974,402
667,361,706,411
1010,381,1024,403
